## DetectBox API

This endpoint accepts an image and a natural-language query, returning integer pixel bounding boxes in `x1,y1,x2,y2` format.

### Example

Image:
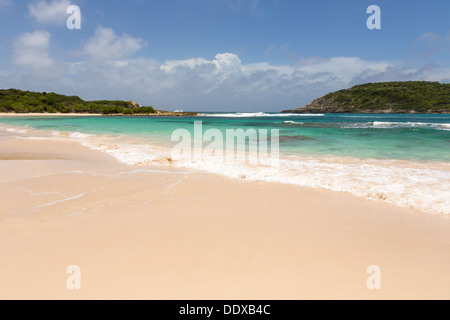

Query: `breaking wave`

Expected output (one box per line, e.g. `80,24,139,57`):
2,124,449,215
198,112,325,117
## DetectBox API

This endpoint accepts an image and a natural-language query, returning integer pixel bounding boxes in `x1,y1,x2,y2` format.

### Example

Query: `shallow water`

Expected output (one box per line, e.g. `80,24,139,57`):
1,113,449,214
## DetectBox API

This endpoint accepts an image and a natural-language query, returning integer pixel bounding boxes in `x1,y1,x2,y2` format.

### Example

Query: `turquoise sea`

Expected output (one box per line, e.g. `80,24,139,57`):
0,113,449,215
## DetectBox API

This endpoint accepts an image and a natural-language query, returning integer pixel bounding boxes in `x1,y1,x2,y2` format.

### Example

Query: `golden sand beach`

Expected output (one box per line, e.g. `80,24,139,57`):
0,127,449,300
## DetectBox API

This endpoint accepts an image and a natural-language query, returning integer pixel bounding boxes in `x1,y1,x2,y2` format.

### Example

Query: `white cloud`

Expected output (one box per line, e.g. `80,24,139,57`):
264,44,276,55
417,32,442,45
296,57,390,83
83,27,145,61
414,31,450,57
13,30,54,70
9,52,450,112
3,27,450,111
351,64,450,85
28,0,71,26
0,0,13,11
217,0,262,15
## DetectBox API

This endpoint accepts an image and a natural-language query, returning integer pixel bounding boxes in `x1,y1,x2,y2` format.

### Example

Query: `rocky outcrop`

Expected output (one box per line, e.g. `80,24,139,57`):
283,97,405,114
283,81,450,114
283,98,356,114
127,101,141,108
154,111,198,117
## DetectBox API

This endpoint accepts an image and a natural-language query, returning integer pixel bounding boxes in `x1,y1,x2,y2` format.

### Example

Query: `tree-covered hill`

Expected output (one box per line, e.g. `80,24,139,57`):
283,81,450,114
0,89,157,114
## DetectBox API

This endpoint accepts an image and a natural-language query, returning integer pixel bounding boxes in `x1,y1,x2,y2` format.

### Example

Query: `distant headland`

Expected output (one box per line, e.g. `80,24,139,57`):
283,81,450,114
0,89,197,116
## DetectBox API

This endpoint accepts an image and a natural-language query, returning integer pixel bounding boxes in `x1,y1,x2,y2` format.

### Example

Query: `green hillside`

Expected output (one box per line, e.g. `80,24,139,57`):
0,89,157,114
284,81,450,114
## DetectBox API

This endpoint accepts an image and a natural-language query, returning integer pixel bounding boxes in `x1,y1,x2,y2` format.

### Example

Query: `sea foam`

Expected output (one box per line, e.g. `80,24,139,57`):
66,132,450,215
372,121,450,130
5,127,28,134
198,112,325,117
5,125,449,215
284,121,305,125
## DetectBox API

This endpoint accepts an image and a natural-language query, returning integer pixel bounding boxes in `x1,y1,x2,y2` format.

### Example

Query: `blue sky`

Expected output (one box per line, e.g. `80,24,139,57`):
0,0,449,111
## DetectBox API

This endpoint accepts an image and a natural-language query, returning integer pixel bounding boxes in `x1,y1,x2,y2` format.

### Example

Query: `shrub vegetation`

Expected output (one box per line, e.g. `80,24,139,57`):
0,89,157,114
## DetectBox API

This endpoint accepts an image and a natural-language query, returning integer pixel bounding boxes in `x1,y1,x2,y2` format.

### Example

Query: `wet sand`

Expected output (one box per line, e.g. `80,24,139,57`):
0,131,450,300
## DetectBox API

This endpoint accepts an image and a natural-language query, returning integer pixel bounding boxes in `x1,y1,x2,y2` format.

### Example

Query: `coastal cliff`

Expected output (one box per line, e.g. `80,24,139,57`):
283,81,450,114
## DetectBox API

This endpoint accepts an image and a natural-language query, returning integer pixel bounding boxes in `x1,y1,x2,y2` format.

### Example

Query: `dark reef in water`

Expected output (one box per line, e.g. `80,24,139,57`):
279,135,315,142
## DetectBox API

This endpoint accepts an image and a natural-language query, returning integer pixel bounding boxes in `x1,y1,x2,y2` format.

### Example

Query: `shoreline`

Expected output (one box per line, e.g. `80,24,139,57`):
0,112,199,118
283,110,450,115
2,112,450,117
0,113,103,117
0,126,450,299
0,122,448,215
